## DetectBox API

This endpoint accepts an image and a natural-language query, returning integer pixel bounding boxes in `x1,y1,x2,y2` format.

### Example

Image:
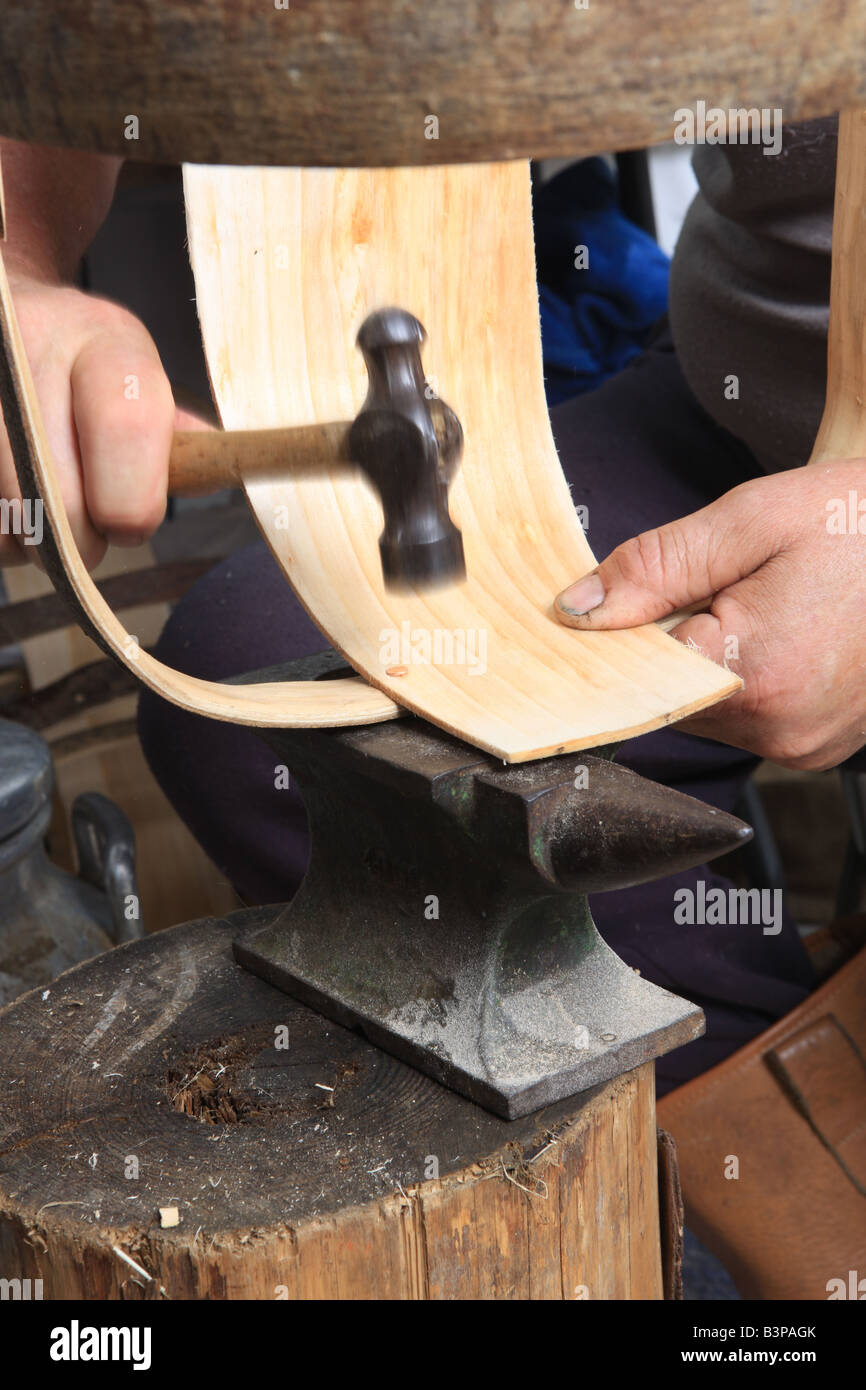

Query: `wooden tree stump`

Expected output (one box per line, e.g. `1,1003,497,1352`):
0,910,664,1299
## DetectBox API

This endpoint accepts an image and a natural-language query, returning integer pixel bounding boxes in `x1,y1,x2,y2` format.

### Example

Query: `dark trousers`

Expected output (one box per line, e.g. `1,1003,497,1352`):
138,326,815,1094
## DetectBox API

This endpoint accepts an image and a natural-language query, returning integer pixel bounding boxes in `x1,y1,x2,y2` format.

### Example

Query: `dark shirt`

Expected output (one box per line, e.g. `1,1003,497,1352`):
669,117,837,474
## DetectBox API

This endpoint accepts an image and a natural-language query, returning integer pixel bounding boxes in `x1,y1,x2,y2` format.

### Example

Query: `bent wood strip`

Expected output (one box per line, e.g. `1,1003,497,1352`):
812,107,866,465
0,247,400,730
0,152,737,758
1,1,865,167
185,161,739,761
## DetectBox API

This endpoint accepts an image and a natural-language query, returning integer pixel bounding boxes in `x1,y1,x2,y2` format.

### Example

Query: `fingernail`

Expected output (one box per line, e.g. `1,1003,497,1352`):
557,572,605,617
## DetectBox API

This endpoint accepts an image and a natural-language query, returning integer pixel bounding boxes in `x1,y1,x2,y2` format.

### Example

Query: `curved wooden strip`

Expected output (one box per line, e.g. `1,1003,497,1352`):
812,107,866,465
0,2,864,166
0,244,401,730
185,161,740,762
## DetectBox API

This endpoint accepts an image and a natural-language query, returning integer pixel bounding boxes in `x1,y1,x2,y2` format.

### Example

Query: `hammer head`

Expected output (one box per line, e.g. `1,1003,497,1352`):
348,308,466,590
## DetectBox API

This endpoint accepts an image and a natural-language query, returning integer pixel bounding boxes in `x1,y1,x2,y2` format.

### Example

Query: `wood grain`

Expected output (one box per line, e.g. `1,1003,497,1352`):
0,2,864,167
0,222,401,731
185,160,739,760
0,912,663,1300
812,107,866,465
0,152,736,758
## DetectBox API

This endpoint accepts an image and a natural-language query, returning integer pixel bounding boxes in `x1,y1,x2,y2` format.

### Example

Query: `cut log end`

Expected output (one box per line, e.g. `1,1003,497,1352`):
0,910,662,1299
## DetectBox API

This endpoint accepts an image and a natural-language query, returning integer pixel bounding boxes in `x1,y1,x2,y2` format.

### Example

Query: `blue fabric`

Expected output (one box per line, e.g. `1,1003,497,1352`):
533,158,670,404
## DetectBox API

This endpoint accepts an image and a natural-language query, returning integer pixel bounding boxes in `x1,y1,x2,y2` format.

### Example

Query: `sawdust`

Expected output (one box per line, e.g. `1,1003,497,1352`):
164,1028,361,1126
168,1059,267,1125
164,1025,280,1125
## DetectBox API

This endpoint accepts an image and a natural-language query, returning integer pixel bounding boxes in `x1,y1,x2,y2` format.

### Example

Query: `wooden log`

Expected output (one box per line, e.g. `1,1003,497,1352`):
0,2,864,167
0,911,663,1300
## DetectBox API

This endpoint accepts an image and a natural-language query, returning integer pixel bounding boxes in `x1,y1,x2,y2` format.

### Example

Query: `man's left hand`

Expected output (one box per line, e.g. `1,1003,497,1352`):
555,460,866,770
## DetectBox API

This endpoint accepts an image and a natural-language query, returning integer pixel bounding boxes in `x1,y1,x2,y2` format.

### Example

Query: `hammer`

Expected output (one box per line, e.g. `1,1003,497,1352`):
168,308,466,590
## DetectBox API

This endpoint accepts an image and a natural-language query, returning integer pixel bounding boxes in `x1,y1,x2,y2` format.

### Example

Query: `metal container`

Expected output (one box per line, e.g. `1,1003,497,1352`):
0,718,142,1006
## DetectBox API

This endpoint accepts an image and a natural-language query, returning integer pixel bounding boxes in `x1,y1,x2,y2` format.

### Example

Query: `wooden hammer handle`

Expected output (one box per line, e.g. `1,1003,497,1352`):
168,421,352,495
169,404,459,497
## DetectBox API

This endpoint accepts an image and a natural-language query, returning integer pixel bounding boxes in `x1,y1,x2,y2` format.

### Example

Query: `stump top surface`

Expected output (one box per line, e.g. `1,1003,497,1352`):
0,912,611,1238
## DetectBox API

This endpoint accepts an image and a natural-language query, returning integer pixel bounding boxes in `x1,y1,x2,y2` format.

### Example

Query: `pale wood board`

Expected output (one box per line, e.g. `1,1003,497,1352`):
0,227,400,730
812,107,866,465
0,154,736,761
184,160,739,761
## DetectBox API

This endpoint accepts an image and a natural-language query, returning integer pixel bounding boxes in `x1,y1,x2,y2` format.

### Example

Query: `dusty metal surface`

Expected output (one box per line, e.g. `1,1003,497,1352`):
233,654,751,1118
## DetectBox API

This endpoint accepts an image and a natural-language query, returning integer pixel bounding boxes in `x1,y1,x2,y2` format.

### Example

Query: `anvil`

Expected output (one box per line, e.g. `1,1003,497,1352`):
233,652,751,1118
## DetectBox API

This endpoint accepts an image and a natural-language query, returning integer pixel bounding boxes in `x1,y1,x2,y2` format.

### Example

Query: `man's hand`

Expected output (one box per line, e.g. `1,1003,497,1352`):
0,266,182,567
0,139,206,568
555,461,866,771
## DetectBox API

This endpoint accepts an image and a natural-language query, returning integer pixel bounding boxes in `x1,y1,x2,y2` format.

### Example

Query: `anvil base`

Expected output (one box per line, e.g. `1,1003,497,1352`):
236,903,704,1119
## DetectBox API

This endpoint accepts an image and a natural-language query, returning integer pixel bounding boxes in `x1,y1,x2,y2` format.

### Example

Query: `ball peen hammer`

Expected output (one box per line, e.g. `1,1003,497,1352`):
168,308,466,590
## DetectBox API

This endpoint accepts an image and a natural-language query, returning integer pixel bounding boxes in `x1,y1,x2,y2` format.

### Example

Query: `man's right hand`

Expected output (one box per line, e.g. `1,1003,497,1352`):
0,139,208,569
1,264,180,567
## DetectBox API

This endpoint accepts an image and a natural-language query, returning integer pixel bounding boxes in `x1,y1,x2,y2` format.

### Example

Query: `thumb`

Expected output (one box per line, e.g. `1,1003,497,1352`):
555,481,778,630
